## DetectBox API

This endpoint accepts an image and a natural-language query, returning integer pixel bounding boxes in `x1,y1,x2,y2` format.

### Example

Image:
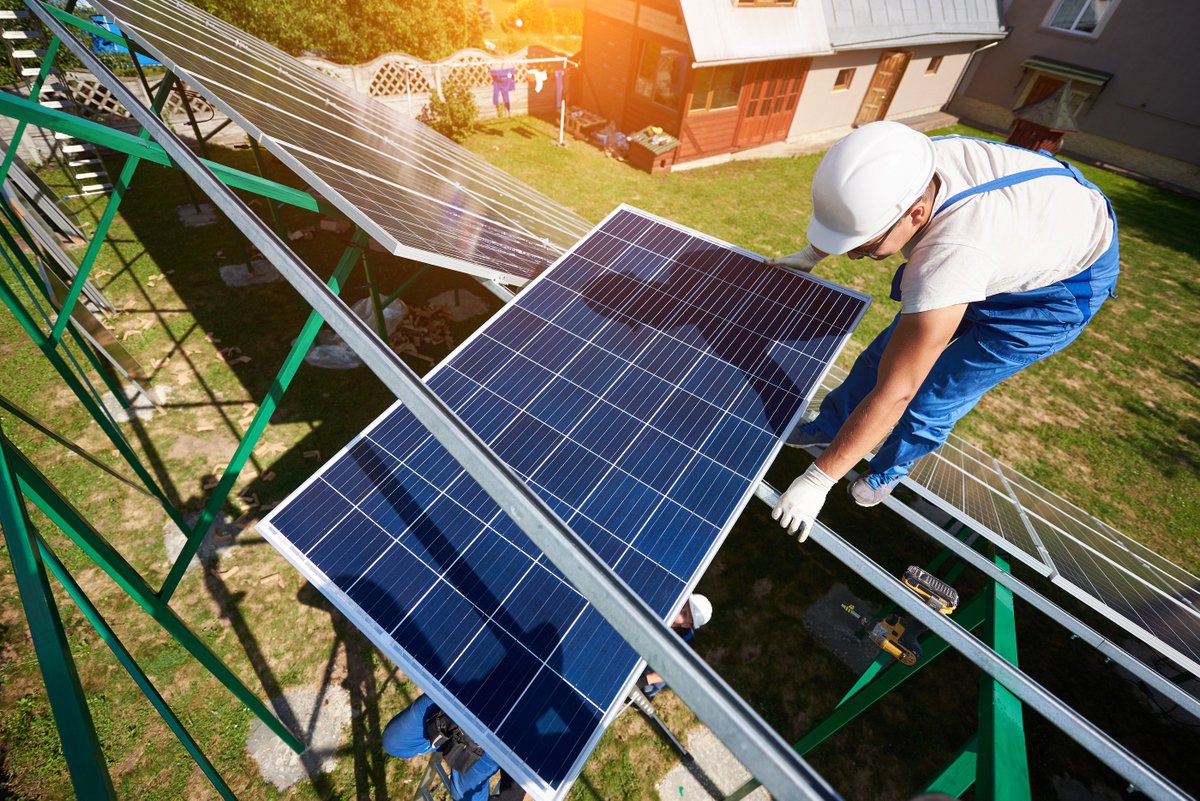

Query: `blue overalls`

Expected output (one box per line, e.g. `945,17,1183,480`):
798,138,1120,487
383,694,500,801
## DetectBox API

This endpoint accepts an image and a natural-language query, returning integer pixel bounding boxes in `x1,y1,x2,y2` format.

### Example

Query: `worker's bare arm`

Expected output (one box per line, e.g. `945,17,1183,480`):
814,304,967,479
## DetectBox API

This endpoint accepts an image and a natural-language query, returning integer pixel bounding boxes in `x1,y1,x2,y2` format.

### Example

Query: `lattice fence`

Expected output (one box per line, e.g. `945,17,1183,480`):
63,71,215,122
304,48,571,121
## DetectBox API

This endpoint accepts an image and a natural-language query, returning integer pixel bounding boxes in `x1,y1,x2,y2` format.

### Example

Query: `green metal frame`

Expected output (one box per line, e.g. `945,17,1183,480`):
724,531,1032,801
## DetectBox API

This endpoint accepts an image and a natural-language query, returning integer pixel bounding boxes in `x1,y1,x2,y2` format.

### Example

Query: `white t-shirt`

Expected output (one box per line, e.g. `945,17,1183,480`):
898,137,1113,314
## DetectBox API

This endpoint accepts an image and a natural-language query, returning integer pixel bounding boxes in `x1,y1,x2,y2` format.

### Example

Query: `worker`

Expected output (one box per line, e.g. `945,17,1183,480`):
769,121,1118,541
383,694,527,801
639,593,713,698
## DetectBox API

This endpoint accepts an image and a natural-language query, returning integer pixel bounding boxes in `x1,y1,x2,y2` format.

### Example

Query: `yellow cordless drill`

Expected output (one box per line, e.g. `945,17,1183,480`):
842,604,922,666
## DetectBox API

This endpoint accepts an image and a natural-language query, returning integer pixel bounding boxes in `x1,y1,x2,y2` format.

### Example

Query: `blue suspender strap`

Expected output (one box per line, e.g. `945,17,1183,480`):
935,167,1075,215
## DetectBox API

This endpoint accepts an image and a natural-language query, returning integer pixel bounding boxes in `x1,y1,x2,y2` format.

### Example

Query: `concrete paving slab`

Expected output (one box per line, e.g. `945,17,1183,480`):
219,258,282,287
656,726,771,801
246,686,352,792
101,384,168,423
162,511,241,572
802,582,881,674
176,202,218,227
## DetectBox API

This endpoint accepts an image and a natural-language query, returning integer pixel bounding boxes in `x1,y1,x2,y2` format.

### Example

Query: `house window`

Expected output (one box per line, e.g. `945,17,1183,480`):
833,68,855,91
1047,0,1117,34
634,40,685,109
690,65,746,112
926,56,943,75
735,0,797,6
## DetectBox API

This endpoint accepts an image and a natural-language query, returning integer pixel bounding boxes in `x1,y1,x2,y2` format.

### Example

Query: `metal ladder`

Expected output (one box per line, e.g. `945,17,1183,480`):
1,8,112,198
413,751,460,801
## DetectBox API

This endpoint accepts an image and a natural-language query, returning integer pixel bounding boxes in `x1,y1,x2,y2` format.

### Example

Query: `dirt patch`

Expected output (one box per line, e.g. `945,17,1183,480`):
166,433,237,465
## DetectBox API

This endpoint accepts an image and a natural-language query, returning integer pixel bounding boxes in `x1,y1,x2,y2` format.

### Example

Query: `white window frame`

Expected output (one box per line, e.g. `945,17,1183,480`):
1041,0,1122,38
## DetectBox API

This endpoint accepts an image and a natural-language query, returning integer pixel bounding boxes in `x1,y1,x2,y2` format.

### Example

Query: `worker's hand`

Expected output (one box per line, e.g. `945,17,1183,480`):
765,245,826,273
772,463,836,542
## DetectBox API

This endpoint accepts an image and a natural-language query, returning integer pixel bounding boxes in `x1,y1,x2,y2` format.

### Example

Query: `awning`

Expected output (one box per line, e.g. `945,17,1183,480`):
680,0,833,66
1021,55,1112,87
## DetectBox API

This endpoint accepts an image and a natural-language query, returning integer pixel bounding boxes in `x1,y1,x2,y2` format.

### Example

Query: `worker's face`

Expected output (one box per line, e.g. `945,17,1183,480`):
673,603,693,629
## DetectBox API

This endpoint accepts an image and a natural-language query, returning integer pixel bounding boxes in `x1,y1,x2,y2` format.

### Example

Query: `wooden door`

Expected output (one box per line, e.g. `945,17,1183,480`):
735,59,808,148
854,50,911,127
1025,75,1065,106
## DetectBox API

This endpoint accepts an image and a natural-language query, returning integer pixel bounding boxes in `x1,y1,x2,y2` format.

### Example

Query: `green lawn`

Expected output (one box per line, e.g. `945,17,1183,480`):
0,115,1196,801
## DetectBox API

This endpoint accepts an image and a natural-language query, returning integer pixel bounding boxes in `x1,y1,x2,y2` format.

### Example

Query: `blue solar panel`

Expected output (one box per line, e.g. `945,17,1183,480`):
260,206,869,799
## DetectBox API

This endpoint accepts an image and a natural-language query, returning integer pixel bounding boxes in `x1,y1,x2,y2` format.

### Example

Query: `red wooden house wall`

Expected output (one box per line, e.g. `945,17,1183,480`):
579,0,809,164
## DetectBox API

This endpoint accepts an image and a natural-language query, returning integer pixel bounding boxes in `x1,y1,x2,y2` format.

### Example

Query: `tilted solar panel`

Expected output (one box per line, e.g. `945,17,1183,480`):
90,0,591,283
260,207,869,798
807,366,1200,679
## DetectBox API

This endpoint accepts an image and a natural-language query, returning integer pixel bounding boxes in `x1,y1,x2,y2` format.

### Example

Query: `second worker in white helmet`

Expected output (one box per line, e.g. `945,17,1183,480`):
770,121,1119,542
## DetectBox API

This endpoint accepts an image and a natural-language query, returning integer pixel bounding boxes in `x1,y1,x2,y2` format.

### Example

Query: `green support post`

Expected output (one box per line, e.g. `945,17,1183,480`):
0,424,117,800
36,536,238,801
723,593,988,801
4,438,304,754
160,229,370,600
48,72,177,344
976,550,1030,801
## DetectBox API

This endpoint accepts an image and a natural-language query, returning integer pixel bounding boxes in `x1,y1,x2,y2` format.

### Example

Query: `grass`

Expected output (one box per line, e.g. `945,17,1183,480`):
0,115,1196,801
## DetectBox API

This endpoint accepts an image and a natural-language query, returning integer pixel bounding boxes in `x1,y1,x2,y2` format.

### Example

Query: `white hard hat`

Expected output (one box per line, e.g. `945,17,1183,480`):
806,121,936,255
688,594,713,629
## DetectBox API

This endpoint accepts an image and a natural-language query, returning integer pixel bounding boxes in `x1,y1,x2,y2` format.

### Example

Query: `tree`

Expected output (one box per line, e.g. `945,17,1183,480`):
193,0,482,63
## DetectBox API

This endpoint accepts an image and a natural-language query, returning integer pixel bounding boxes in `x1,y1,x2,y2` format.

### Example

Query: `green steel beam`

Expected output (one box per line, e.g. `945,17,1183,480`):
723,593,988,801
923,736,979,798
161,229,369,600
4,437,304,754
48,70,177,344
0,394,151,499
0,269,189,532
977,550,1030,801
0,426,117,800
0,91,326,214
37,537,238,801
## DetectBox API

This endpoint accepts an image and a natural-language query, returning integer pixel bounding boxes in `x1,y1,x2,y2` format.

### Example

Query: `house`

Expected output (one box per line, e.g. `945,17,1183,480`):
575,0,1006,169
949,0,1200,193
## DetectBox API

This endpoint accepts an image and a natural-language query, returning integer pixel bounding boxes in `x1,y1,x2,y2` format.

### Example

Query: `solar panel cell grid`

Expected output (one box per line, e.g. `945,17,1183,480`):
260,206,868,798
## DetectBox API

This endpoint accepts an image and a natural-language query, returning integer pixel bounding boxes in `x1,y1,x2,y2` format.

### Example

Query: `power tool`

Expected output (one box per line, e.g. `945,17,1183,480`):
842,604,922,666
902,565,959,614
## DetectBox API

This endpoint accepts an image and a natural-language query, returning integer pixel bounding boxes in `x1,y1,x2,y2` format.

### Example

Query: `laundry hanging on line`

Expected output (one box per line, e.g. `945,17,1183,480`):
489,68,516,110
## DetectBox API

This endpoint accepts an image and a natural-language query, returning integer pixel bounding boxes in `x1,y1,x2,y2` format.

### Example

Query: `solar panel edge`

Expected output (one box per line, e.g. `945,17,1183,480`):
253,518,560,799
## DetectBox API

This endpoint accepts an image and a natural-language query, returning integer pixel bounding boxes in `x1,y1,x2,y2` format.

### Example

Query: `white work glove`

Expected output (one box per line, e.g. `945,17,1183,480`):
765,245,824,273
771,463,836,542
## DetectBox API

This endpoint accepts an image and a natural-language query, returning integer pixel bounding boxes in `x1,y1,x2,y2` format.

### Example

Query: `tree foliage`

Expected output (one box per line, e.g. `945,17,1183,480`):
193,0,483,63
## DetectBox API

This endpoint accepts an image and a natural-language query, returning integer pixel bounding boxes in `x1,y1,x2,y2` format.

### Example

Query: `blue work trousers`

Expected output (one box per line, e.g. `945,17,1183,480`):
383,694,499,801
